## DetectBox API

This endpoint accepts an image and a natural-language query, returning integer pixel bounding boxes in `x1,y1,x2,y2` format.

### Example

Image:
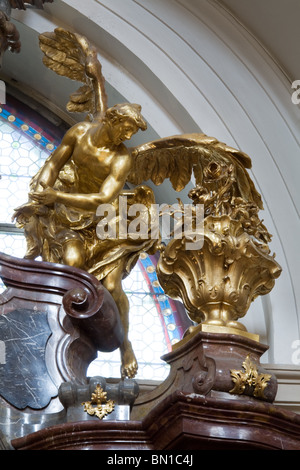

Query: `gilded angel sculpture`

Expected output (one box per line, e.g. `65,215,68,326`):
13,28,276,378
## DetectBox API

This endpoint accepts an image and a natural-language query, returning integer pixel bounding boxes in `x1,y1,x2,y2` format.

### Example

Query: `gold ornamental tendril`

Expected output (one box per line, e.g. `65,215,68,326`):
82,384,115,420
230,355,271,399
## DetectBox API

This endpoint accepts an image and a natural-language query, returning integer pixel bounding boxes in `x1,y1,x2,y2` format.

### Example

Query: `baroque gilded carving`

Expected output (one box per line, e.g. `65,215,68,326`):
230,354,272,399
82,384,115,420
12,28,282,379
157,162,282,338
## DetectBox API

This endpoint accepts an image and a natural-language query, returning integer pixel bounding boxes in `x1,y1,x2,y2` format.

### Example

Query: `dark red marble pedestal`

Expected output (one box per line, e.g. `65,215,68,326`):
2,252,300,450
11,391,300,450
11,326,300,450
131,327,278,421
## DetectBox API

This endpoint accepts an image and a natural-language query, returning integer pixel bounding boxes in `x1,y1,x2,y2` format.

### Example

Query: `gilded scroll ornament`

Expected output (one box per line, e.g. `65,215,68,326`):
230,355,271,399
82,384,115,420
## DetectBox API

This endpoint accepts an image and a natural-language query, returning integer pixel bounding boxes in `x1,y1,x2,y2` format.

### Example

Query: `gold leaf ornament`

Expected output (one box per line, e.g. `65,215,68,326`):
230,355,271,399
82,384,115,420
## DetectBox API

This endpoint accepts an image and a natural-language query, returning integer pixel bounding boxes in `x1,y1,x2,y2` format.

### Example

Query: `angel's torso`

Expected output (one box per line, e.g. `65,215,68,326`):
63,122,129,194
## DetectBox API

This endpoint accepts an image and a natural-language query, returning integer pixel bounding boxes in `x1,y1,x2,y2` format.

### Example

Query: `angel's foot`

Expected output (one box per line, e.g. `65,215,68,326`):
120,341,138,379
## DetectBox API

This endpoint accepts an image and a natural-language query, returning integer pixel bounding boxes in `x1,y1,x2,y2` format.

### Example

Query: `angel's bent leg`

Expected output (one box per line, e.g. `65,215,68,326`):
62,239,85,268
102,267,138,379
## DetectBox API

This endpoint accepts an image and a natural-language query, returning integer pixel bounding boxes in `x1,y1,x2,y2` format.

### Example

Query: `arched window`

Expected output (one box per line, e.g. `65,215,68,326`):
0,96,64,267
88,253,189,380
0,96,190,381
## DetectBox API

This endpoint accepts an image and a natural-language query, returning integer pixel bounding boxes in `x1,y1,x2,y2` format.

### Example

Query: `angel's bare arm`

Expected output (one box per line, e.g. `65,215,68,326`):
12,127,79,220
31,124,86,192
31,149,132,211
82,41,107,117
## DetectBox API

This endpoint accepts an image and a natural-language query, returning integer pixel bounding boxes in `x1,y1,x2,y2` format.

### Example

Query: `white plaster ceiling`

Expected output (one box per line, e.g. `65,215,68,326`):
0,0,299,364
219,0,300,81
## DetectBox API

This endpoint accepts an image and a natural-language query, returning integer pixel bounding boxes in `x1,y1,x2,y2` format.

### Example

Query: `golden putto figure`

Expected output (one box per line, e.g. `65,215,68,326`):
14,28,281,378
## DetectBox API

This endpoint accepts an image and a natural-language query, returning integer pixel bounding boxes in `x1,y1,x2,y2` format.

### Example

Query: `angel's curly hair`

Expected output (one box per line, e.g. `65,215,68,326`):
104,103,147,131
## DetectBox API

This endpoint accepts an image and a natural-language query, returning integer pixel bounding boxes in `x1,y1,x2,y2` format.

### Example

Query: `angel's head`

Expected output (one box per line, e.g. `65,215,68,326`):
104,103,147,145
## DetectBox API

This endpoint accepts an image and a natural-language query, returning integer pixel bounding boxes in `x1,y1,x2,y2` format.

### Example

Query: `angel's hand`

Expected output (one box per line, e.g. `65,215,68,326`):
30,182,58,206
85,53,98,78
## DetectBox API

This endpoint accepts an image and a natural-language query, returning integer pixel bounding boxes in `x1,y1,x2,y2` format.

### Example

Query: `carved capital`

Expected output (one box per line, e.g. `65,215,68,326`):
157,215,281,335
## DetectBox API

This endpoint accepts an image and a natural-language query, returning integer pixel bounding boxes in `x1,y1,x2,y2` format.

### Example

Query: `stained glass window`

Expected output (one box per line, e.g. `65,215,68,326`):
0,108,57,226
0,97,190,381
88,253,188,380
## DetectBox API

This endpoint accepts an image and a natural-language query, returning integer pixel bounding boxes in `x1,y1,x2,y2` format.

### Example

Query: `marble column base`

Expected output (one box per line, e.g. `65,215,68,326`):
11,391,300,450
131,326,277,421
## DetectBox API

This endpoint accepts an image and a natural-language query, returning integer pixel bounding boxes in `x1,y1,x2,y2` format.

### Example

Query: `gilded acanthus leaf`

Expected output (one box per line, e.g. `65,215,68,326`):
82,384,115,420
230,355,271,399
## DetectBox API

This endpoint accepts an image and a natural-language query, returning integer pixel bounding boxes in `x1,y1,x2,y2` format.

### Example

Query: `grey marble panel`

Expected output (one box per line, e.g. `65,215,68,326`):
0,308,58,409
